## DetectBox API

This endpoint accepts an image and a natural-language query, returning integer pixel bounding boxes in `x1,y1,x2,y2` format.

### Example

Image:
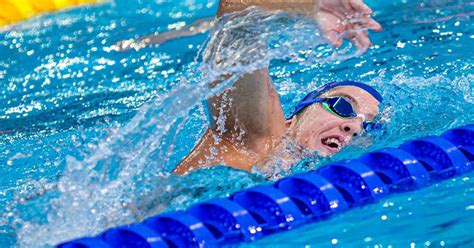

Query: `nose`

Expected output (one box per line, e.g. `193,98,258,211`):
341,120,363,137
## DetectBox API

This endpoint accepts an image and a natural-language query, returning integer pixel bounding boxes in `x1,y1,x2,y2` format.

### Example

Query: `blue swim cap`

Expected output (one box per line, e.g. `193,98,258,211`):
287,80,383,120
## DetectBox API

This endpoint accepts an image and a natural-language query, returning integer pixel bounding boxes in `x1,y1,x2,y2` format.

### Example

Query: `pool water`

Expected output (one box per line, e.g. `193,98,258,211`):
0,0,473,247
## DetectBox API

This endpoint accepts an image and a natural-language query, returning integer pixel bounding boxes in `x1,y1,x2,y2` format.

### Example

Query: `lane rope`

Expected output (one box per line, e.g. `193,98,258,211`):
58,124,474,247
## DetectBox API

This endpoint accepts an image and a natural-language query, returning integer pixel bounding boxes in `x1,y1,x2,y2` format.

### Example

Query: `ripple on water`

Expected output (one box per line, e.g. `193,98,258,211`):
0,0,473,247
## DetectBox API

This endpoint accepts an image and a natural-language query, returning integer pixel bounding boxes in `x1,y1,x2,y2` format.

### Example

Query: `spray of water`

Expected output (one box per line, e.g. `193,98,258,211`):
2,2,473,245
1,7,369,247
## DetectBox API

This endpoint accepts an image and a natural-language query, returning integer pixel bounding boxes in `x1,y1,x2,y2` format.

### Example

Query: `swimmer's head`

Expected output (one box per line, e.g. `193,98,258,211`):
285,81,383,156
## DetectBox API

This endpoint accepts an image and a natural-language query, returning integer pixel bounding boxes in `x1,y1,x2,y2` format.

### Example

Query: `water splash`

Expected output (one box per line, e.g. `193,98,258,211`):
3,6,362,247
2,1,472,247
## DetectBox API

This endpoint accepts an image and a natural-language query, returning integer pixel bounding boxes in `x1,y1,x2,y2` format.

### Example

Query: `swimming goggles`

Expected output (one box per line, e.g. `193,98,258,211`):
290,95,382,131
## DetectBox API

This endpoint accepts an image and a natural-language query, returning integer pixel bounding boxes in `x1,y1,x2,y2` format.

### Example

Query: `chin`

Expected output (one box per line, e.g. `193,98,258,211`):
308,146,330,157
313,144,342,157
316,150,332,157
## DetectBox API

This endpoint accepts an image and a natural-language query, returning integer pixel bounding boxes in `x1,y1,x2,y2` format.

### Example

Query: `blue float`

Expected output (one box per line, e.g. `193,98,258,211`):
317,160,389,206
186,198,261,242
357,148,430,190
102,224,168,248
143,211,217,247
57,124,474,247
275,172,348,217
231,185,305,233
58,238,112,248
400,136,471,178
442,125,474,162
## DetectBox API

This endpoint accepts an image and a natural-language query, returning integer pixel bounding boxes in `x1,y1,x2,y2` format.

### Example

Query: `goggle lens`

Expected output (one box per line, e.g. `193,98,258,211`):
324,97,357,118
323,97,383,131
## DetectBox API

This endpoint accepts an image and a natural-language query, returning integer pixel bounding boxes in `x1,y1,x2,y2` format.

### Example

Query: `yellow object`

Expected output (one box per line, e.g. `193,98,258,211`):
0,0,100,27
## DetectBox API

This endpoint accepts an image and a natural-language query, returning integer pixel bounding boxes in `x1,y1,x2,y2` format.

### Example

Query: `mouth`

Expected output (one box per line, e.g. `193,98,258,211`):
321,135,346,153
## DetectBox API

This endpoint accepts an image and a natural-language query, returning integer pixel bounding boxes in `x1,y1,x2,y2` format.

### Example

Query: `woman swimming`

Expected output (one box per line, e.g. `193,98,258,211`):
173,0,384,174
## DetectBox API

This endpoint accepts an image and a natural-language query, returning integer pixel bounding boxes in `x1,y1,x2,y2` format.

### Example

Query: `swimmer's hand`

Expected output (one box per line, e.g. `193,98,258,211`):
316,0,382,50
218,0,382,51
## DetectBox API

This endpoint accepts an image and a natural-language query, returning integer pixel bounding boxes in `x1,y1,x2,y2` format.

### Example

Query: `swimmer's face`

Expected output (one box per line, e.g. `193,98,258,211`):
286,86,380,156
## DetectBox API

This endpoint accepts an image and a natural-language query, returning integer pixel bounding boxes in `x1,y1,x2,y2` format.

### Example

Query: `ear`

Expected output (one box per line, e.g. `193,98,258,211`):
285,116,297,129
285,119,292,129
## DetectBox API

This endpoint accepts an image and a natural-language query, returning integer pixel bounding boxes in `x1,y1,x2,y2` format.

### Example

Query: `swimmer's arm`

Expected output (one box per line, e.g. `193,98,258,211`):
115,17,215,52
206,69,286,146
218,0,382,48
208,0,382,146
206,1,321,145
218,0,317,17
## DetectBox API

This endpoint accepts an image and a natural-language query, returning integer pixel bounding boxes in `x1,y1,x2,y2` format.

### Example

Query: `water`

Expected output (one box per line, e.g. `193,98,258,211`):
0,0,473,247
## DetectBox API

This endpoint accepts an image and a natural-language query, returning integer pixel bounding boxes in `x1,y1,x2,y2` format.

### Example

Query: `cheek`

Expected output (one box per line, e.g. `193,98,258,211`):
296,119,325,149
299,109,333,133
295,109,344,150
314,109,346,131
297,128,316,147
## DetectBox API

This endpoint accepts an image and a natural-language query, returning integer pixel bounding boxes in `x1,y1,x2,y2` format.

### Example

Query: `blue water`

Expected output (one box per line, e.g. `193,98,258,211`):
0,0,473,247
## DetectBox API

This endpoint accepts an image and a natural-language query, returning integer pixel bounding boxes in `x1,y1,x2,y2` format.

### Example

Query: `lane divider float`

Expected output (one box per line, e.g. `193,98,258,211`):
58,124,474,247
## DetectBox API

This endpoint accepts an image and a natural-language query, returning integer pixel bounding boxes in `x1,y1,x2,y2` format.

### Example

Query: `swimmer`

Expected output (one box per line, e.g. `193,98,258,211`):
174,0,383,174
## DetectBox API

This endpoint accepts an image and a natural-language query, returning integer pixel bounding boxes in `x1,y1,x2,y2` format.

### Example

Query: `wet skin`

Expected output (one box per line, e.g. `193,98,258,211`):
286,86,380,157
174,0,382,174
174,83,381,174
